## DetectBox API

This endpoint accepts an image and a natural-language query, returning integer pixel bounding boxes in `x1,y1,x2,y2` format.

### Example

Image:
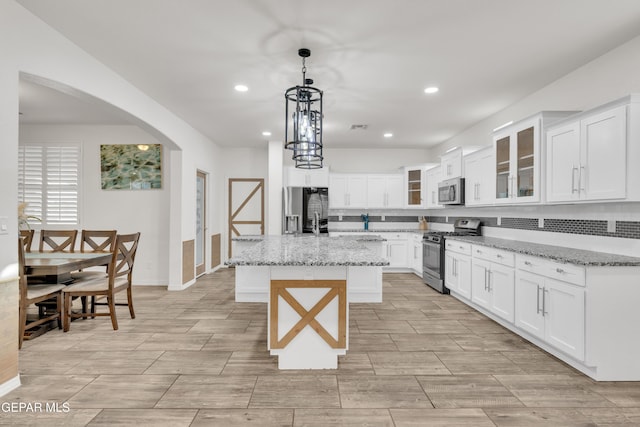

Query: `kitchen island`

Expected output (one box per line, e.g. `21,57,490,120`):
226,235,388,369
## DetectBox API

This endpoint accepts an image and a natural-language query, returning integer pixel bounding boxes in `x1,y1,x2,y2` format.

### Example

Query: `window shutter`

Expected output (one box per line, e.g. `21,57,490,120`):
18,143,80,225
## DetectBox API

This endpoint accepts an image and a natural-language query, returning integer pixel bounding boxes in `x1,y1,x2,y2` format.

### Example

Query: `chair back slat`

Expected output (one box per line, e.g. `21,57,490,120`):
39,230,78,252
81,230,117,252
20,230,34,252
108,233,141,289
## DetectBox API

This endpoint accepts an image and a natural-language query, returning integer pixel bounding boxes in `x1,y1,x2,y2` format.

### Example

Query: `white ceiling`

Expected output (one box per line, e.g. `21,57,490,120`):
16,0,640,149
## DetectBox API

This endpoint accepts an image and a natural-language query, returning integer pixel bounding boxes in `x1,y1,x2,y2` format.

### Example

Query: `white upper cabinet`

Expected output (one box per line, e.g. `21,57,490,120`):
494,112,575,205
367,174,403,208
441,148,463,179
424,166,443,209
329,174,367,208
546,104,627,202
404,166,424,208
284,166,329,187
463,147,494,206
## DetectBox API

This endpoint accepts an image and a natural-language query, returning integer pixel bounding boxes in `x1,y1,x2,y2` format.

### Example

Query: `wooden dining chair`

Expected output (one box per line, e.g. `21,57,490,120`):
62,232,140,332
19,229,34,252
72,230,117,278
39,229,78,252
18,237,65,349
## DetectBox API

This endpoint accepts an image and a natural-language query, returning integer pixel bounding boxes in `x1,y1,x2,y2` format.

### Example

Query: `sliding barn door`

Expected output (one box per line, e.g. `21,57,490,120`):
228,178,264,257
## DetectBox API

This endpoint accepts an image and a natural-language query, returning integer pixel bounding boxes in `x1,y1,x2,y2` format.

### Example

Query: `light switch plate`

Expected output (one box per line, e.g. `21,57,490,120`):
0,216,7,235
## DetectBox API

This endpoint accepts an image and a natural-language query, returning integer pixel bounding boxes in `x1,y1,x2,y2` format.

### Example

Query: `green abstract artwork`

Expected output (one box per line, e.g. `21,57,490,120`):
100,144,162,190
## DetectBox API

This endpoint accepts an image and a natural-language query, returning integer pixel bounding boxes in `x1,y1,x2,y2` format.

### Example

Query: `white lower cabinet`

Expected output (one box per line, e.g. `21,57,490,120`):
515,262,585,361
410,235,423,276
445,251,471,300
384,239,408,268
470,247,515,323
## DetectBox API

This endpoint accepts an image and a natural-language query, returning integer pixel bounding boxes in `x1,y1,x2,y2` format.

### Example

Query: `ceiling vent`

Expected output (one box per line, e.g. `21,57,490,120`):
350,124,368,130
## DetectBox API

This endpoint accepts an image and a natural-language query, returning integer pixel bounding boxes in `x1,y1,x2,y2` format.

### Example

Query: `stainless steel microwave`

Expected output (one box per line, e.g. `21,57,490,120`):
438,177,465,205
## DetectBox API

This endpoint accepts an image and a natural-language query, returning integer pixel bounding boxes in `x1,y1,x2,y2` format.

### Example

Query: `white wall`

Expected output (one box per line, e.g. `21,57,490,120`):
19,125,171,284
0,1,223,290
430,33,640,157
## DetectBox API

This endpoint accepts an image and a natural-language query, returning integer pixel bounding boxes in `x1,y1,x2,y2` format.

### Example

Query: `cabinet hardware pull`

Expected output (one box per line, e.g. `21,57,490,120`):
536,285,541,314
524,261,532,266
556,268,565,274
459,246,464,250
571,166,578,193
542,288,548,316
487,270,492,292
579,165,586,192
496,254,503,258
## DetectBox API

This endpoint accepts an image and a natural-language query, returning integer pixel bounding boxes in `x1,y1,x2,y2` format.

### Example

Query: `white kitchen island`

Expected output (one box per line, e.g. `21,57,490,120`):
226,235,388,369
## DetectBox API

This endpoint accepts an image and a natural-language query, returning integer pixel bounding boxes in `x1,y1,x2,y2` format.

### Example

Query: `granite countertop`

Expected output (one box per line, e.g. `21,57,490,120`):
226,235,389,266
233,234,387,242
447,236,640,267
328,229,425,234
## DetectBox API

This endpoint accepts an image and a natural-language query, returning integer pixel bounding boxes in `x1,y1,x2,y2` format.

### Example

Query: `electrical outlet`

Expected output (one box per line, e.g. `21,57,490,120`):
607,220,616,233
381,215,385,221
0,216,7,235
497,216,501,226
338,215,342,221
538,218,544,228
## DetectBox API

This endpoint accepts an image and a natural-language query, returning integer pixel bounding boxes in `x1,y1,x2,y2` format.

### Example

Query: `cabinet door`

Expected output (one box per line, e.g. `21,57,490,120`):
580,105,627,201
445,253,458,291
544,279,585,361
411,241,423,274
489,263,515,323
329,175,348,208
347,176,368,207
494,134,511,201
471,259,492,310
386,175,404,208
366,176,387,208
515,271,545,340
424,167,443,209
441,149,463,178
455,254,472,300
406,168,423,207
546,122,581,202
464,148,494,206
385,239,408,268
513,122,540,202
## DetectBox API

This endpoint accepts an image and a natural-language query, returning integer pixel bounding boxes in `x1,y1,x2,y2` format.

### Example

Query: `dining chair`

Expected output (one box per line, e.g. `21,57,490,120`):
19,229,34,252
18,237,64,349
39,229,78,252
72,230,117,279
62,232,140,332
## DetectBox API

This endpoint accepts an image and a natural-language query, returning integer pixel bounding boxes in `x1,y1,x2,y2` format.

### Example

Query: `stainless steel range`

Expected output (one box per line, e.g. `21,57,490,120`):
422,218,481,293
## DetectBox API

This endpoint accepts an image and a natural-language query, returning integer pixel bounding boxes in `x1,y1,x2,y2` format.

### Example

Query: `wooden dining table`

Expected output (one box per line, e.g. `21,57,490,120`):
24,252,112,284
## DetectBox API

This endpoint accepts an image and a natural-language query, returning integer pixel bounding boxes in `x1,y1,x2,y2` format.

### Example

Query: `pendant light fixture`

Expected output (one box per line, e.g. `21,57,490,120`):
285,48,324,169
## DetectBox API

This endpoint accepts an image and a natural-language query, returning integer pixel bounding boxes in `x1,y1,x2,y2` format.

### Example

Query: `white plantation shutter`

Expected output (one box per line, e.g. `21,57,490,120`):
18,143,81,225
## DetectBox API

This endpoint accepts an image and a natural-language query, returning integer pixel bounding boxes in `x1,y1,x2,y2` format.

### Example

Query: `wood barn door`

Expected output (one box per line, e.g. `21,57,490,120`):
228,178,264,257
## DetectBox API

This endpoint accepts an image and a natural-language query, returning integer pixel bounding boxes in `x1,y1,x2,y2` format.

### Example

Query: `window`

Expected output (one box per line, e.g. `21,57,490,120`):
18,143,81,225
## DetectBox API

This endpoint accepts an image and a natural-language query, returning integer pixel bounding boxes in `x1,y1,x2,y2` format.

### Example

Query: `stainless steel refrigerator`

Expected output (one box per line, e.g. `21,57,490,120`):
283,187,329,234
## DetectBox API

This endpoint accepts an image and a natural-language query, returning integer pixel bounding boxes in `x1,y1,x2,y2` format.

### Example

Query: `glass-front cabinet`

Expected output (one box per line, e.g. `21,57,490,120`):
406,168,423,207
493,116,541,204
493,112,577,204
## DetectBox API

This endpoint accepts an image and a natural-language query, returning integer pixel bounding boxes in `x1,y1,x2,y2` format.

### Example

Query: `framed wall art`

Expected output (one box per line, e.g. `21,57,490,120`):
100,144,162,190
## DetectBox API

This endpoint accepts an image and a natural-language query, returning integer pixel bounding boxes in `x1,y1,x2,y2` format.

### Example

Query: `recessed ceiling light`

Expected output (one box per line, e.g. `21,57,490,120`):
234,84,248,92
262,131,272,136
424,86,439,94
384,133,393,138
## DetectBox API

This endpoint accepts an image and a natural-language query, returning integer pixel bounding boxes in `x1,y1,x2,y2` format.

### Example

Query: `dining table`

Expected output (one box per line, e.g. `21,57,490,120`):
24,252,112,284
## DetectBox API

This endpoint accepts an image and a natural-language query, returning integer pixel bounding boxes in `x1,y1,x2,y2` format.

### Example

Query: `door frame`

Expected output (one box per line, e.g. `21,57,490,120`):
195,170,207,277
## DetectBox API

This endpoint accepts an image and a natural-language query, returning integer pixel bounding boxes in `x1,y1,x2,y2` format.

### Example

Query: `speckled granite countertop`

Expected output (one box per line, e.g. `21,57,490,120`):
329,229,425,234
447,236,640,267
226,235,389,266
233,234,387,242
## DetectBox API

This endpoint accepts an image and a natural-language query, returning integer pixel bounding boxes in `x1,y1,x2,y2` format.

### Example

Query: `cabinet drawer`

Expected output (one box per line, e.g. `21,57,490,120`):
472,245,514,267
445,240,471,256
516,255,585,286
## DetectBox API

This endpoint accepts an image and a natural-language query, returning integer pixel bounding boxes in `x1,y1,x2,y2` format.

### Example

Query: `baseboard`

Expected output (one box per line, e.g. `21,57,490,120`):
0,375,20,397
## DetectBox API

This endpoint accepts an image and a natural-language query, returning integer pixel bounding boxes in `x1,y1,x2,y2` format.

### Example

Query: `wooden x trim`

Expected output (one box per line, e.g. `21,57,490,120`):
231,182,262,220
270,280,347,350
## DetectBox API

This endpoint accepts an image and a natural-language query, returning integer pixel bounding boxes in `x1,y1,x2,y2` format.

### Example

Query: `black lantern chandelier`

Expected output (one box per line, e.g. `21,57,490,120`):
285,48,324,169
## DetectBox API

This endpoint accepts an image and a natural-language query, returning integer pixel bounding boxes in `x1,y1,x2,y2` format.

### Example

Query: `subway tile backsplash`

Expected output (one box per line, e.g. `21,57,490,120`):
329,214,640,239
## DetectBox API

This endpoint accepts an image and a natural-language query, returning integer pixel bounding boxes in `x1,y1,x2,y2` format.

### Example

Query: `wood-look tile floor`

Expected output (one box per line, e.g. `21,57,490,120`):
4,270,640,426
